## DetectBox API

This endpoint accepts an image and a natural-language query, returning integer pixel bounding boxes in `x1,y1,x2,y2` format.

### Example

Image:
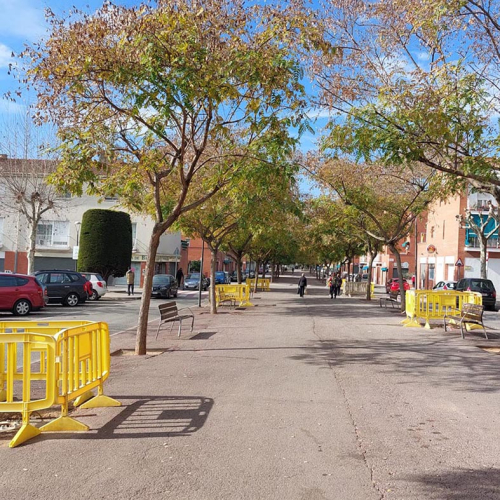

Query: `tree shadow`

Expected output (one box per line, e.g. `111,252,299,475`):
288,336,500,393
409,467,500,499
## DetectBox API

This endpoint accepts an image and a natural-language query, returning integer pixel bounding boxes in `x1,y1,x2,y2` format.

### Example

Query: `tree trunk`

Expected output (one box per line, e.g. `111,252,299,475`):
390,244,406,312
236,254,243,284
27,222,37,275
479,235,488,278
366,249,378,301
254,260,260,294
210,247,218,314
135,228,161,355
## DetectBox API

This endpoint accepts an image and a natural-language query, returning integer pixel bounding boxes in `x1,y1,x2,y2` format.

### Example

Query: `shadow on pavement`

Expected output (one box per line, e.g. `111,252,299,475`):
288,337,500,393
410,467,500,500
35,395,214,442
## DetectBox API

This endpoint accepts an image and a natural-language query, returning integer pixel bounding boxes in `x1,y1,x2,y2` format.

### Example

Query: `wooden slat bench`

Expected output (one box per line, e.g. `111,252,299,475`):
155,302,194,339
443,303,487,339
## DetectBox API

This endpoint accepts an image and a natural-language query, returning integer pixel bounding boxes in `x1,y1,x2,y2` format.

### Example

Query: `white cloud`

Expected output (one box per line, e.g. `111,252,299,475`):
416,51,431,62
0,99,28,116
0,43,14,69
0,0,47,41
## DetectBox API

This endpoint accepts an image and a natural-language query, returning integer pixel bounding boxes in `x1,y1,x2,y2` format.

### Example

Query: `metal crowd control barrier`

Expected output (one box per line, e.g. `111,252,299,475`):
215,284,254,307
402,290,482,329
246,278,271,291
0,321,120,448
342,281,375,297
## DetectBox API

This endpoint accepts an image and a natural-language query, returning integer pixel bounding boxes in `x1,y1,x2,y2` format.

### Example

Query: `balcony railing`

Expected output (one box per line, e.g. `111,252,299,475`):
465,237,500,249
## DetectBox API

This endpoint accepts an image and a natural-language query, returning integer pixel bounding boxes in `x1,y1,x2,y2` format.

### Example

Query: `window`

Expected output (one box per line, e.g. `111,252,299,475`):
36,221,70,247
49,273,72,284
0,275,17,287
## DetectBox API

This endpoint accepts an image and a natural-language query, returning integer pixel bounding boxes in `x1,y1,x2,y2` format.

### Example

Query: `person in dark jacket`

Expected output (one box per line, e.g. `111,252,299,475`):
298,273,307,297
333,274,342,298
176,267,184,288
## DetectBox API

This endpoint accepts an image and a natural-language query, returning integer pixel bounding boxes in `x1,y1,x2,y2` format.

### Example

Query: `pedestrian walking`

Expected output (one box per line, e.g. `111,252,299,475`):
298,273,307,297
327,273,334,299
333,274,342,298
176,267,184,288
126,267,135,296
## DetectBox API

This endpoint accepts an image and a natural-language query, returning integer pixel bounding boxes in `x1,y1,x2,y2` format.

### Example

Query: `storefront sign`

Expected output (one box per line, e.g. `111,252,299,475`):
427,244,437,254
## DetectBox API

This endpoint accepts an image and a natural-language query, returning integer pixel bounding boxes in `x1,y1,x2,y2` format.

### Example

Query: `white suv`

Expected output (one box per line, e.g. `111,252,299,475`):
80,272,107,300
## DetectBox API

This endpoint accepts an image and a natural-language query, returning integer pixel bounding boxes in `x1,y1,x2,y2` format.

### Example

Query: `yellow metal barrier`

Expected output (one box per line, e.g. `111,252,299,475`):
0,332,57,448
246,278,271,291
215,284,254,307
0,321,120,447
402,290,482,329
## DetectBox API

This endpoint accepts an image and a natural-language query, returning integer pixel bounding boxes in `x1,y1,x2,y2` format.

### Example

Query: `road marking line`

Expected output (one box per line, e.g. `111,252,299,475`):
110,316,158,337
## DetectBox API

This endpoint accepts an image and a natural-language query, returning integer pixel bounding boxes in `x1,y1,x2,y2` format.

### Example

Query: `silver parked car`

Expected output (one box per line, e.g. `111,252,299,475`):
80,272,108,300
432,280,457,291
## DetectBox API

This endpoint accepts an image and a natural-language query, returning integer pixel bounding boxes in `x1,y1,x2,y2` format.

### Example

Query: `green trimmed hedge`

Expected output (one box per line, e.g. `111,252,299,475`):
77,209,132,280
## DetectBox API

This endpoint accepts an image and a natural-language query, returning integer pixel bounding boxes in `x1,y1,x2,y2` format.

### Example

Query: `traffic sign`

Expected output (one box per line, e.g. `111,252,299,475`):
455,258,463,267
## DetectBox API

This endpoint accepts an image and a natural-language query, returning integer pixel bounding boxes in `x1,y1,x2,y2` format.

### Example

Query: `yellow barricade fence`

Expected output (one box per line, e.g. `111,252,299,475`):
215,284,254,307
0,332,57,448
0,321,120,448
402,290,482,329
246,278,271,291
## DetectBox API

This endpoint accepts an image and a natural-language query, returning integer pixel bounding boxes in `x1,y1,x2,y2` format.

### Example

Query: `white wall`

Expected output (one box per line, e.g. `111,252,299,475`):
465,257,500,292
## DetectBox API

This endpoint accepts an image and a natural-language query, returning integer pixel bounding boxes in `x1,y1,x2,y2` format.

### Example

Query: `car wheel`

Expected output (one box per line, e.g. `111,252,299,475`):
64,292,80,307
88,289,99,301
166,289,171,299
13,299,31,316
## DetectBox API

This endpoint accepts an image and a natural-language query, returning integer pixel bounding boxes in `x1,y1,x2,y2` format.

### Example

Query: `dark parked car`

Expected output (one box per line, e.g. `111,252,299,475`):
34,270,88,307
152,274,178,299
0,272,46,316
214,271,230,285
183,273,209,291
456,278,497,310
230,271,246,282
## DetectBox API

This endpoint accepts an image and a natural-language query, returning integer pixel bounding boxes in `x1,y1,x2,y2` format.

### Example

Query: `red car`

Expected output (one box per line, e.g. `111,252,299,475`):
388,278,411,296
0,272,47,316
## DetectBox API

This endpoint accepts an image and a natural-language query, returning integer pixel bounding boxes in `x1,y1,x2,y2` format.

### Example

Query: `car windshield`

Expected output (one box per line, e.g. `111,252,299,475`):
153,275,169,285
186,273,200,280
215,272,225,278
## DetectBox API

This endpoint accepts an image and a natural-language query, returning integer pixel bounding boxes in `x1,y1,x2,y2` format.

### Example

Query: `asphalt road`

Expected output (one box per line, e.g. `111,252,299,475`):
0,289,208,335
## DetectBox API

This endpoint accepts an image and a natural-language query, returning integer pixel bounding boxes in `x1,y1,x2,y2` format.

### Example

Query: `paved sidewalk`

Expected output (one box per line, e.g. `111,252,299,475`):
2,274,500,500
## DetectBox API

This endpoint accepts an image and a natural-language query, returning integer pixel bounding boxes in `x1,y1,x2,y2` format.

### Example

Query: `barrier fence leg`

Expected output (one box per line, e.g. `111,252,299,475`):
9,410,41,448
79,385,121,409
40,401,89,433
73,390,94,407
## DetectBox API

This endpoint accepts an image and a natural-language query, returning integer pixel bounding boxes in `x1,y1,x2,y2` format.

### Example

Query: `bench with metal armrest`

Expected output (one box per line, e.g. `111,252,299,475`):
443,302,487,339
155,301,194,339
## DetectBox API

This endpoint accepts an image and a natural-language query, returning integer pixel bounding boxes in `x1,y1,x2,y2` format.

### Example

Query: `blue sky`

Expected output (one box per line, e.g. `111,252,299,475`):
0,0,135,115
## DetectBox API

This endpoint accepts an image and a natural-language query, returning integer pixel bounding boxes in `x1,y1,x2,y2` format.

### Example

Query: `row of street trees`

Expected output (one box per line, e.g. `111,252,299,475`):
9,0,500,348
